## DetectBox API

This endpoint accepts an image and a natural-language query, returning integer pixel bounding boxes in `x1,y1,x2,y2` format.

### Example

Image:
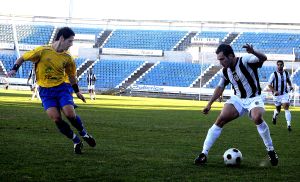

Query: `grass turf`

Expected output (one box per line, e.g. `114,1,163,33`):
0,89,299,181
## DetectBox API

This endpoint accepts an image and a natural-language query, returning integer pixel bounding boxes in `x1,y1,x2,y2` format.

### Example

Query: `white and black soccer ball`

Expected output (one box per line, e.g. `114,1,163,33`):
223,148,243,166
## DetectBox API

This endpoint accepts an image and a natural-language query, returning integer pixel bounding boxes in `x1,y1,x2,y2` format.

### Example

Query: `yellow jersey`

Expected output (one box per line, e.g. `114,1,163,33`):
64,73,71,84
22,45,76,88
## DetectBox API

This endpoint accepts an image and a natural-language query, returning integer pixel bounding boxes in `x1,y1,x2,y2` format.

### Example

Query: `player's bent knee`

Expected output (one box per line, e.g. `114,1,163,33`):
65,112,76,119
251,115,263,124
66,115,76,121
215,119,227,128
53,117,63,123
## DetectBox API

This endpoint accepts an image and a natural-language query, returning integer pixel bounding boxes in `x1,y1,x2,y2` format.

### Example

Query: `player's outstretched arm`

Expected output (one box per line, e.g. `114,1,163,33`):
203,86,224,114
242,43,267,62
75,92,86,103
268,84,279,96
69,75,86,103
7,57,25,77
287,78,294,91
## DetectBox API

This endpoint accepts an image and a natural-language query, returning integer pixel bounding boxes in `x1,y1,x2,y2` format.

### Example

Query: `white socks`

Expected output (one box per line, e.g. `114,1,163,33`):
285,110,291,126
273,109,292,126
201,121,275,155
90,94,96,100
256,121,274,151
202,124,222,155
273,110,279,119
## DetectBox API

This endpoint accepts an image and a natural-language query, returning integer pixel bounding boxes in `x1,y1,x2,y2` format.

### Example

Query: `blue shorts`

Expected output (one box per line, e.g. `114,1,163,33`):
39,83,74,110
65,83,74,95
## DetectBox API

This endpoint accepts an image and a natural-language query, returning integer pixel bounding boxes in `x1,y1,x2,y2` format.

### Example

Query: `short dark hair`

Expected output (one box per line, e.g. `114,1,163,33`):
215,43,235,57
55,27,75,41
277,60,284,65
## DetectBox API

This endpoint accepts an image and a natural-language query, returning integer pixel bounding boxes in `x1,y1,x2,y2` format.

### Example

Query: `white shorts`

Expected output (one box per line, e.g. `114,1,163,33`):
88,85,95,90
225,95,265,117
273,93,290,106
30,83,37,89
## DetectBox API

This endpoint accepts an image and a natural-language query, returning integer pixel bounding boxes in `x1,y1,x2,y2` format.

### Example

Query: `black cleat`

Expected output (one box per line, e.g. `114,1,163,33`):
194,153,207,166
288,126,292,132
272,117,276,125
83,134,96,147
268,150,278,166
74,141,83,154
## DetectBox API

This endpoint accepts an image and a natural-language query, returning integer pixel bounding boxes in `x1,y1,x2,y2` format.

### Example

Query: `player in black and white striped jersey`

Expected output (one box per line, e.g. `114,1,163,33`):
194,43,278,166
268,60,294,131
27,64,40,100
87,68,97,100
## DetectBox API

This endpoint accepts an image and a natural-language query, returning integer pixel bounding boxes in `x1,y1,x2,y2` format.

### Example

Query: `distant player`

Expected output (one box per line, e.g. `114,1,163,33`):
268,60,293,131
87,68,97,100
194,44,278,166
2,77,9,90
27,64,40,100
7,27,96,154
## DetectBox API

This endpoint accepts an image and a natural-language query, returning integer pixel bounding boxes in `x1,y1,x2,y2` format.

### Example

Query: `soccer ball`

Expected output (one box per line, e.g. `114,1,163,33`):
223,148,243,166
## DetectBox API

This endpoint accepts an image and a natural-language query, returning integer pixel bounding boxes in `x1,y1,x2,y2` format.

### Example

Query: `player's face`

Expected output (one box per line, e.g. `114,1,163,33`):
277,62,284,72
217,52,232,68
61,36,74,51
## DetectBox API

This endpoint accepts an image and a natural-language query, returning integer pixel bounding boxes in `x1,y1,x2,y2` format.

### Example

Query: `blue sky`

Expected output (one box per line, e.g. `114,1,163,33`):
0,0,299,23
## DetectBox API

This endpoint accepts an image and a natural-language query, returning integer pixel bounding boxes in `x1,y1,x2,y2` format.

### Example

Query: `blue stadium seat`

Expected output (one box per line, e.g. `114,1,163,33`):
16,24,54,45
78,59,145,89
137,62,209,87
103,29,188,51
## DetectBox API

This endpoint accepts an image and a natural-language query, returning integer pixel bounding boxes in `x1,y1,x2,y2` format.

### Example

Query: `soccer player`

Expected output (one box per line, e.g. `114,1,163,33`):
268,60,293,131
7,27,96,154
27,64,40,100
194,43,278,166
87,68,97,100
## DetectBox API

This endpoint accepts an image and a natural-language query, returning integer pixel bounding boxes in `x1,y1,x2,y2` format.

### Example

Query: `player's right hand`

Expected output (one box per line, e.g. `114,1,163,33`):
202,105,211,114
76,92,86,103
6,70,16,77
274,91,279,96
242,43,254,54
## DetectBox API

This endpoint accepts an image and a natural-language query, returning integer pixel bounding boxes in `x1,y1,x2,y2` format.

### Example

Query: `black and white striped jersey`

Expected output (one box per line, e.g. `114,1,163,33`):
87,73,97,86
268,70,290,95
28,64,37,85
218,54,263,98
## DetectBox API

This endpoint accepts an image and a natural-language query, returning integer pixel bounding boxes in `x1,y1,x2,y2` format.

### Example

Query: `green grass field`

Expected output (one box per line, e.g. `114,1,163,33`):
0,89,299,181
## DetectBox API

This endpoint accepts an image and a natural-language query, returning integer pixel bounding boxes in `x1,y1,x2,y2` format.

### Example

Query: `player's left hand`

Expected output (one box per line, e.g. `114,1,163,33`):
202,105,211,115
76,92,86,103
242,43,254,54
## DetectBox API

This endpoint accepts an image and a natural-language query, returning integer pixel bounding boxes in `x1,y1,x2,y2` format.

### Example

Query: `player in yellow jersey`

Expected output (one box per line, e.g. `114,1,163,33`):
7,27,96,154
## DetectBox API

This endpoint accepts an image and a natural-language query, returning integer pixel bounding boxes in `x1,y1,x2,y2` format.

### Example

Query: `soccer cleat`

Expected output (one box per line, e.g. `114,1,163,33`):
74,141,83,154
267,150,278,166
82,134,96,147
288,126,292,132
272,117,276,125
194,153,207,165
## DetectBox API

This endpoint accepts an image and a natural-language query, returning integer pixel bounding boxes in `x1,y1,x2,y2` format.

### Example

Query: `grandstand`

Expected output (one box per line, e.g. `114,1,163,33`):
0,16,300,104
